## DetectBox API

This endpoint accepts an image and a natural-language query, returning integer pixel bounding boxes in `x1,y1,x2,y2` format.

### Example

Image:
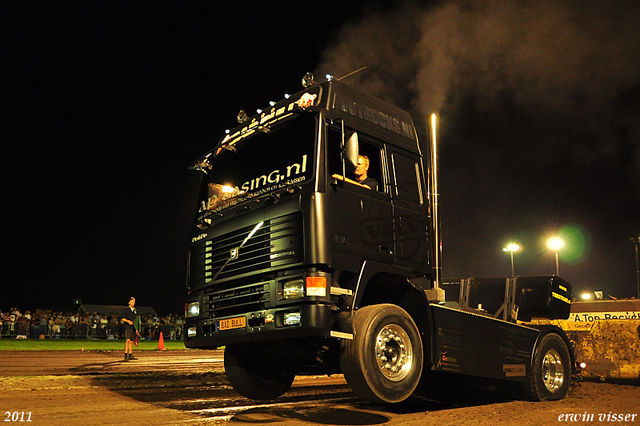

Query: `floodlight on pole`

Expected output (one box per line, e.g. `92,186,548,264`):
547,237,565,276
502,243,521,277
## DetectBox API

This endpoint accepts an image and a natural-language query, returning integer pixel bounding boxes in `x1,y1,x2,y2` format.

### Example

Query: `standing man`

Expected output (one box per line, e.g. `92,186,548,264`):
121,297,139,361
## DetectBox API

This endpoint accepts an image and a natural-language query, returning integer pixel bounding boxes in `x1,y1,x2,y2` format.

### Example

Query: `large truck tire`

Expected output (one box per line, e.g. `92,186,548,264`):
525,333,571,401
224,343,295,400
340,304,423,404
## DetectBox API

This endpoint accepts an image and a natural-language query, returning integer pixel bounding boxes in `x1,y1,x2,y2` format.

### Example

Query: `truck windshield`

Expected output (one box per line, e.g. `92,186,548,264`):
195,115,315,221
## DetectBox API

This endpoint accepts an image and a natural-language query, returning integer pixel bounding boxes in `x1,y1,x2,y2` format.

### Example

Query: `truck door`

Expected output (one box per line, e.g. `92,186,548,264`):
327,125,394,267
388,149,430,272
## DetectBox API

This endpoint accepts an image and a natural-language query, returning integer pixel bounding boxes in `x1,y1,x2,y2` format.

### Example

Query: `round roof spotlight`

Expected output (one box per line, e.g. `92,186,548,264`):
302,72,315,88
326,73,334,81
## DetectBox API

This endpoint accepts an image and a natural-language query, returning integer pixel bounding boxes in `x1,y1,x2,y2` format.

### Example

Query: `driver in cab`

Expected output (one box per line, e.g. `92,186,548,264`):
332,155,378,191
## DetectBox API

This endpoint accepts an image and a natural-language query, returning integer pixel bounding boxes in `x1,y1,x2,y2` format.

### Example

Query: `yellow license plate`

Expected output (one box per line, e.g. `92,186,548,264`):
217,316,246,331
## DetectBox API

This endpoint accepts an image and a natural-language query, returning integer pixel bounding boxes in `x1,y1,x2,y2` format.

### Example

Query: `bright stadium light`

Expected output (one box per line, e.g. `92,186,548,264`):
547,237,565,276
548,237,565,251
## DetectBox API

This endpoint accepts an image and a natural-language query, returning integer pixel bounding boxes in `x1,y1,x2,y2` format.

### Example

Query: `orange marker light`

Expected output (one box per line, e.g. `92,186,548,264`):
306,276,327,297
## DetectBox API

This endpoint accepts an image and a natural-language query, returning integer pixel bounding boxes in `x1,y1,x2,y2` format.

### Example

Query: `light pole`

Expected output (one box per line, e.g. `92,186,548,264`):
547,237,565,276
503,243,521,277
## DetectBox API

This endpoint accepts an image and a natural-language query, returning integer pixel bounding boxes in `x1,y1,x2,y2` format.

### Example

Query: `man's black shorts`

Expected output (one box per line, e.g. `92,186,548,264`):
124,328,136,341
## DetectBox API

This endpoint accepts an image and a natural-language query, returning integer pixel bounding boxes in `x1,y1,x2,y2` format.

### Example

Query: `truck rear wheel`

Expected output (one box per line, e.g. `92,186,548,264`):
224,343,295,400
340,304,423,404
525,333,571,401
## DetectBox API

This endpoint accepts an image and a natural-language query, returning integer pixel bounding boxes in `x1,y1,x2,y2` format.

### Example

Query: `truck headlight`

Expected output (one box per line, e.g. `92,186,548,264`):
283,279,305,299
187,302,200,318
283,311,301,326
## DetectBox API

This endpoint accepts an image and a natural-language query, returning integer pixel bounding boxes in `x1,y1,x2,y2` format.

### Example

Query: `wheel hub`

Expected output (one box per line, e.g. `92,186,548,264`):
541,349,564,392
375,324,413,382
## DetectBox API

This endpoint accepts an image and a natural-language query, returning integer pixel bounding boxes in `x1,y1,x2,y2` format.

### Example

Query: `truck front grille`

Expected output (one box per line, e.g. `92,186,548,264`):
207,280,270,318
189,212,303,317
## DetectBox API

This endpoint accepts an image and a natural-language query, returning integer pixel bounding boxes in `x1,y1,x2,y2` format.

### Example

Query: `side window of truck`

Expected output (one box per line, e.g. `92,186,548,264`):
391,152,422,204
328,126,385,193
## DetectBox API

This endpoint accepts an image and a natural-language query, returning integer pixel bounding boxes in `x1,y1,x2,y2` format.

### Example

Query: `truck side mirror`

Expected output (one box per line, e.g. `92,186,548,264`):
344,132,359,172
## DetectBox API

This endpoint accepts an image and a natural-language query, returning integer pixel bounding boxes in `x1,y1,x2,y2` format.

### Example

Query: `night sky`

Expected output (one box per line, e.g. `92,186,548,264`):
3,1,639,315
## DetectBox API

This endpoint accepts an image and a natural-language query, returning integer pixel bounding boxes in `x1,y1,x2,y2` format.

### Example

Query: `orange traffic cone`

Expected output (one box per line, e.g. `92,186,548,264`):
158,331,166,351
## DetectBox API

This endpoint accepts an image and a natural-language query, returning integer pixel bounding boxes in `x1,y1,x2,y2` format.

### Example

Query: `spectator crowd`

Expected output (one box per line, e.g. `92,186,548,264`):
0,307,184,340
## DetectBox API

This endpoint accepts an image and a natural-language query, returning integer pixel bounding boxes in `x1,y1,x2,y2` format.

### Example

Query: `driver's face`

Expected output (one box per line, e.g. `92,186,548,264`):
355,158,368,177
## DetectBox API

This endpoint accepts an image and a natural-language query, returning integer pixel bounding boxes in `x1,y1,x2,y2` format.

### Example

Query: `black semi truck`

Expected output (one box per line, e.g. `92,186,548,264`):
184,73,575,403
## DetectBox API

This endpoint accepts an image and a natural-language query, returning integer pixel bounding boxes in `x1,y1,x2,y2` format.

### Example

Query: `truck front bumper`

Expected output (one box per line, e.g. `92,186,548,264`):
184,303,333,349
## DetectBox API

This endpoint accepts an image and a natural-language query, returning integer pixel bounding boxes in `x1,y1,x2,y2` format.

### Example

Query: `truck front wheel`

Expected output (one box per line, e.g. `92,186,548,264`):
340,304,423,404
224,343,295,400
525,333,571,401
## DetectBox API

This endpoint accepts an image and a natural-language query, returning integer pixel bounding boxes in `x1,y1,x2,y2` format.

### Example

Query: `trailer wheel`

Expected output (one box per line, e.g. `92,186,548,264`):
525,333,571,401
340,304,423,404
224,343,295,400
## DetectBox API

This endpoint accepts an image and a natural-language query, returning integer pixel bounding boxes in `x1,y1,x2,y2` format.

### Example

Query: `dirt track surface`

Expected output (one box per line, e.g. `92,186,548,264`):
0,350,638,425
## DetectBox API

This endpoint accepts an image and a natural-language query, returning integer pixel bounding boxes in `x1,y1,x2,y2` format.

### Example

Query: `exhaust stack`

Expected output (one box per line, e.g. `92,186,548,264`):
430,113,442,288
